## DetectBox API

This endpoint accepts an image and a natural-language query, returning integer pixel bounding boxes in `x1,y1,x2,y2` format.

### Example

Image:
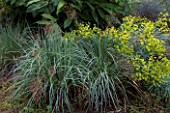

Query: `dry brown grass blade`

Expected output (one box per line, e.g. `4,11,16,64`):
29,76,44,104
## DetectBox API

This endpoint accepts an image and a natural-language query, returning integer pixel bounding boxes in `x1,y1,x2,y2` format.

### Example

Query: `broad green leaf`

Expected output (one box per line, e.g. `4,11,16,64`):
52,0,59,6
70,3,81,11
36,20,51,25
42,13,56,21
16,0,27,6
10,0,16,5
56,0,65,15
115,0,119,3
102,8,113,14
77,0,82,8
27,0,41,6
26,1,48,12
64,17,72,28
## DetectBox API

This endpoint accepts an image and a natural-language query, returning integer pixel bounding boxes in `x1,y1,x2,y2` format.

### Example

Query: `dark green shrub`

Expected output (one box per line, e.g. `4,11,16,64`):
2,0,130,29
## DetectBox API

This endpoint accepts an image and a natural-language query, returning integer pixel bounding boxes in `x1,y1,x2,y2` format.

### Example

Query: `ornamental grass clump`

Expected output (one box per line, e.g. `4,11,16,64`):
12,24,132,112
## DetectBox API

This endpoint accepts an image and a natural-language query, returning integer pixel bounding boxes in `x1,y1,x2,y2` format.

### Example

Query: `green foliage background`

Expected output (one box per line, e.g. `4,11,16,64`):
1,0,129,29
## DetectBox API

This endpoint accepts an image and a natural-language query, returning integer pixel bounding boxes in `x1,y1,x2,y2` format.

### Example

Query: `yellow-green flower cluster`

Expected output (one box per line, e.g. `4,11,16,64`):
64,14,170,85
155,12,170,35
145,37,166,55
133,55,170,84
101,16,139,54
121,14,170,84
120,15,168,55
64,23,101,40
114,30,134,54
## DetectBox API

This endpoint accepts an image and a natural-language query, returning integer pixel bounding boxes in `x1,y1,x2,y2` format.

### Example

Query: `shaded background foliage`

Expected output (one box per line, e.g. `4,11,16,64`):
1,0,130,30
1,0,170,29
